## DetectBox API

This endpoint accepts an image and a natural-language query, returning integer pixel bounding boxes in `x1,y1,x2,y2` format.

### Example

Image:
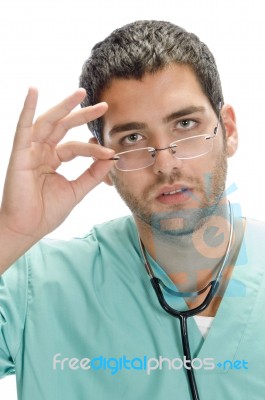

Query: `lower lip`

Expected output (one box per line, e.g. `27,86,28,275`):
156,189,193,205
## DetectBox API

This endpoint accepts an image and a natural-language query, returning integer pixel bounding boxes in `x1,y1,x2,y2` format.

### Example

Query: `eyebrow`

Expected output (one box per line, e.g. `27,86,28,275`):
109,122,146,137
162,105,206,124
108,105,206,137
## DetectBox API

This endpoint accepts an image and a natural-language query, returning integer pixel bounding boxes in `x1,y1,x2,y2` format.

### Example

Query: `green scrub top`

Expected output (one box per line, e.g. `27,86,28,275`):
0,215,265,399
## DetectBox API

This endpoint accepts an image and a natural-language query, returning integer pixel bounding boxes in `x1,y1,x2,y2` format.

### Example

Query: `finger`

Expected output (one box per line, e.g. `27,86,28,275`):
70,159,114,203
56,142,114,162
47,102,108,145
13,87,38,148
32,88,88,142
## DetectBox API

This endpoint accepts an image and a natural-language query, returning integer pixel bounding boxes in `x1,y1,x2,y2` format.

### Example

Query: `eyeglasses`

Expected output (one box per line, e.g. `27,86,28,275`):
110,122,220,172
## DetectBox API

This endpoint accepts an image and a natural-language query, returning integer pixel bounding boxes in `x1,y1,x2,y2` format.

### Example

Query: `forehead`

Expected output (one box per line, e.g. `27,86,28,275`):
100,64,213,135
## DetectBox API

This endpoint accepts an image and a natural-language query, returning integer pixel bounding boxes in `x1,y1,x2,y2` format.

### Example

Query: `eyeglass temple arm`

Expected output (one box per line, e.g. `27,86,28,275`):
109,155,120,160
214,100,223,135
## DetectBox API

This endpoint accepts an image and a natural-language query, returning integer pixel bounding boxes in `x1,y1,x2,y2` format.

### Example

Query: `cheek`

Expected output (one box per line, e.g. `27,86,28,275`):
187,150,225,188
110,169,144,190
187,158,211,178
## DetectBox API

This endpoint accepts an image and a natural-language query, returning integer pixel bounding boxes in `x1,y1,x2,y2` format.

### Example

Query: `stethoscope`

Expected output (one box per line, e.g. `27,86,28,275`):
138,202,234,400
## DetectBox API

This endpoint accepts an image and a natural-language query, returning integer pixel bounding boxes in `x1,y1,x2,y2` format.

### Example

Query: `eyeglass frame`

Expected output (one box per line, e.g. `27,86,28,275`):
109,101,223,172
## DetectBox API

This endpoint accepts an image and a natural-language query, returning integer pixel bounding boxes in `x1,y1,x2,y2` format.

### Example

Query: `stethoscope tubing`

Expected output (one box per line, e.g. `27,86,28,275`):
151,277,219,400
180,315,199,400
139,202,234,400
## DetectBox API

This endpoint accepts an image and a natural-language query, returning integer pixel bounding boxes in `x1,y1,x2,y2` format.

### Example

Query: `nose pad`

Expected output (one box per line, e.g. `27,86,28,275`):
169,145,178,156
152,147,183,174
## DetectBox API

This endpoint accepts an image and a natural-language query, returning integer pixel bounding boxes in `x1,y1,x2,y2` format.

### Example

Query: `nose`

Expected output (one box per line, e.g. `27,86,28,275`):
152,146,183,175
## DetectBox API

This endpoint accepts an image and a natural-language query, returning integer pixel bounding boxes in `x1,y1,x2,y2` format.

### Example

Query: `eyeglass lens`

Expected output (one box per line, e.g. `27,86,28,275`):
115,135,214,171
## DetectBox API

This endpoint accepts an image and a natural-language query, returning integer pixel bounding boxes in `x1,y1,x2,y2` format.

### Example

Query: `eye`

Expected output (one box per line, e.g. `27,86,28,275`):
176,119,197,129
121,133,144,146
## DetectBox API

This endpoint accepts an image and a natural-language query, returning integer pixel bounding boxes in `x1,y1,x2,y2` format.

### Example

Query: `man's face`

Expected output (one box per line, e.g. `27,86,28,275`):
100,64,235,234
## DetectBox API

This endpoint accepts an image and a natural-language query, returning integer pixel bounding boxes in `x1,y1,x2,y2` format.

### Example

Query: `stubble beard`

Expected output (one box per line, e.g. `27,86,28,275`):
110,151,228,238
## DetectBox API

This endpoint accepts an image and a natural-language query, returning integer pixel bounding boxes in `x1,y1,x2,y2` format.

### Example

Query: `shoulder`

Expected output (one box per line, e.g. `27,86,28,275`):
26,215,137,274
3,215,137,280
35,215,135,254
90,215,137,245
243,217,265,264
245,217,265,236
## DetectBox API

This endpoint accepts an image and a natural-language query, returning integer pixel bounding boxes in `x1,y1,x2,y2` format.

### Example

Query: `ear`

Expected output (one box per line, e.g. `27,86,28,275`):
88,137,99,145
89,137,114,186
221,104,238,157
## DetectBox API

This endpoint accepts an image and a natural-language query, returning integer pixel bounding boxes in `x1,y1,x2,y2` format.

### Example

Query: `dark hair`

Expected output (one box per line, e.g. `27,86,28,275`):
79,20,223,143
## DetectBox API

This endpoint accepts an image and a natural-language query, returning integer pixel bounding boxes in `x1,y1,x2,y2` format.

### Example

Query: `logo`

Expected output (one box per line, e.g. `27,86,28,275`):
52,354,249,375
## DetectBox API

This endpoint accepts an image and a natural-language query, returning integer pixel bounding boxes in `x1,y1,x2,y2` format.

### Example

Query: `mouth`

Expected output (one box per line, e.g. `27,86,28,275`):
156,186,193,205
162,188,190,196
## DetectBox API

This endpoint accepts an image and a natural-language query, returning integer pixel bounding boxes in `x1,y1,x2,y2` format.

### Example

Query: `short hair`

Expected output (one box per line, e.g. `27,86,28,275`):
79,20,223,143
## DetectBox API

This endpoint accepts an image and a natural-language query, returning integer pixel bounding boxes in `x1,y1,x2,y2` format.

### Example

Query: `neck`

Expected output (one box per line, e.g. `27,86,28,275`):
135,200,234,293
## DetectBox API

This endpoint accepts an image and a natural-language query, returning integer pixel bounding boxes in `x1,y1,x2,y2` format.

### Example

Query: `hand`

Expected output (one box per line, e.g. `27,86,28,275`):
0,87,114,242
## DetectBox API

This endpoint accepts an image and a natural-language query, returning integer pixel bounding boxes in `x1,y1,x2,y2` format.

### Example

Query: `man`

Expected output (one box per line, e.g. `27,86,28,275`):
0,20,264,399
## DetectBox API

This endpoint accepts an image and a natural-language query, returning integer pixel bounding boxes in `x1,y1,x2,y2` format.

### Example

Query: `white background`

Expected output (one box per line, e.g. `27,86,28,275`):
0,0,265,397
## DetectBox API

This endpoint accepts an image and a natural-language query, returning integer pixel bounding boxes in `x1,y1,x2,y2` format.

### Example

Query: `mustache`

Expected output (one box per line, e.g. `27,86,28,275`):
144,171,202,195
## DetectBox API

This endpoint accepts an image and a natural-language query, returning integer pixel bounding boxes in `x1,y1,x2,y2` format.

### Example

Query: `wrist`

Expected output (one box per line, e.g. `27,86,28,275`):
0,211,38,274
